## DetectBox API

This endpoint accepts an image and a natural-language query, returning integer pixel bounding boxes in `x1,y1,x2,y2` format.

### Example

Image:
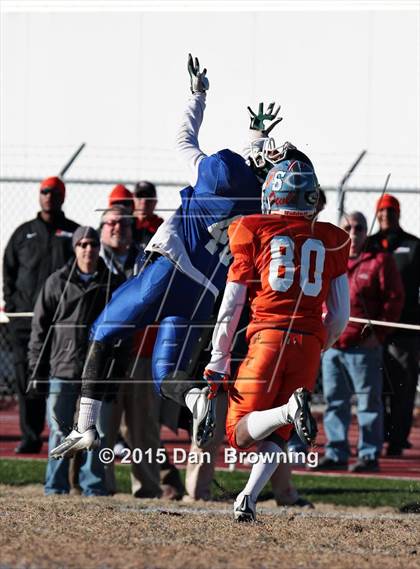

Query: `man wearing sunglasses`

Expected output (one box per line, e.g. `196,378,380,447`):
317,211,404,473
27,226,119,495
3,176,79,454
99,205,137,277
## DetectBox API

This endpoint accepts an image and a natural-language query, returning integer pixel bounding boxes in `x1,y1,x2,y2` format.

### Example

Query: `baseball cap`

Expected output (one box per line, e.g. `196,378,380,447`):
134,181,156,198
376,194,400,214
72,226,100,250
40,176,66,200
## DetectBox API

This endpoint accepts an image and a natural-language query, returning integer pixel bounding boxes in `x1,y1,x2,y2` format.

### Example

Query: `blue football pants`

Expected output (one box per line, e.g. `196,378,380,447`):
90,256,215,401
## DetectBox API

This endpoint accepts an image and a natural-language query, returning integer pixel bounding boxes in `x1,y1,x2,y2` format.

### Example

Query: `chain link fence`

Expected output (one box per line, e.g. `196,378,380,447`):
0,177,185,396
1,177,419,396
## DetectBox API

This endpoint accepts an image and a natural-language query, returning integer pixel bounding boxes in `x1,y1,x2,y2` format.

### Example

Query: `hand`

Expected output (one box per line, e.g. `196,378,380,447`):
26,378,49,398
247,102,282,135
188,53,209,94
203,368,230,399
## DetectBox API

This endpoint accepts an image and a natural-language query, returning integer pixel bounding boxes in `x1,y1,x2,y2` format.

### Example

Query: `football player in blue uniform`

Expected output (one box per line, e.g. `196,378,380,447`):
50,55,297,459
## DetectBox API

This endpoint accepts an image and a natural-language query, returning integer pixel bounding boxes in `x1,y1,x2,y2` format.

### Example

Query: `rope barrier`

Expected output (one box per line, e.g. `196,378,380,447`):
1,313,419,330
349,316,420,331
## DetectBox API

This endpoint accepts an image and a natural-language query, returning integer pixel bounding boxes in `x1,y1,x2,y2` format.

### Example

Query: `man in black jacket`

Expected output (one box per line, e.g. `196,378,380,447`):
3,176,79,453
367,194,420,456
28,226,117,495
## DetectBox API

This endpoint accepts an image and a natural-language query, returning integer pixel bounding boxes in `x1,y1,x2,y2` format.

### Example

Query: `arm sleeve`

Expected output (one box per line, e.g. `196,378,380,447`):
207,281,248,374
27,279,56,378
323,274,350,350
240,129,267,161
2,231,19,312
175,92,208,186
376,254,405,341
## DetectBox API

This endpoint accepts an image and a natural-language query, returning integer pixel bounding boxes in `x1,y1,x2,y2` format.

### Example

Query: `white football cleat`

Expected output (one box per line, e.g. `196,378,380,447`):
49,426,100,459
192,387,217,449
234,493,257,522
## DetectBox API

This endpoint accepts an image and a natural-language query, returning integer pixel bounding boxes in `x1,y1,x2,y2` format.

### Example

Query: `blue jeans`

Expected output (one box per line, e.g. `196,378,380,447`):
45,378,107,496
322,347,384,461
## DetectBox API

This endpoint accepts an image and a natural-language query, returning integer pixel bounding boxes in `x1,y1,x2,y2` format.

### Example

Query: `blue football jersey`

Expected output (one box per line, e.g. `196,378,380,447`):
179,149,261,291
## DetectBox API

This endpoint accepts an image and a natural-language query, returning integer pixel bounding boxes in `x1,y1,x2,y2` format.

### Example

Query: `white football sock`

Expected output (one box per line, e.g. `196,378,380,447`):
77,397,102,432
240,440,283,503
246,405,289,441
246,392,300,441
185,387,207,418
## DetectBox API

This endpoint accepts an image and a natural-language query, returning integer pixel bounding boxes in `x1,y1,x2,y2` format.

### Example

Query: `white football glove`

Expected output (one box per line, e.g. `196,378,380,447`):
188,53,209,94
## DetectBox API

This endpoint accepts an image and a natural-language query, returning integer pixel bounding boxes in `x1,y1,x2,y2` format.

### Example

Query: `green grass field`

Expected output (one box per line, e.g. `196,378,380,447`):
1,457,419,510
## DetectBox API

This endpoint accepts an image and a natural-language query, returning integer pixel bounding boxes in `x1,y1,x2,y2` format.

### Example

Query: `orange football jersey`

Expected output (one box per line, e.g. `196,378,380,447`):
227,214,350,344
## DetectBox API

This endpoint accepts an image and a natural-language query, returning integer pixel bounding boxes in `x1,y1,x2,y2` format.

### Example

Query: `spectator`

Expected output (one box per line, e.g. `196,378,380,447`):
132,181,163,251
132,182,185,498
28,227,114,495
98,204,168,498
3,176,79,454
317,212,404,472
99,205,138,276
108,184,134,214
367,195,420,456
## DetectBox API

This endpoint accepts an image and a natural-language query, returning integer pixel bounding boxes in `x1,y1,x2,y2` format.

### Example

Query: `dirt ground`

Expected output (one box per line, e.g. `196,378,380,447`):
1,485,419,569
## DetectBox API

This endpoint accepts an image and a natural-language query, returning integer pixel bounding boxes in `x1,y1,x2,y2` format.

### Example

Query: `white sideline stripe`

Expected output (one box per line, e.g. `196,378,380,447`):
105,503,418,522
2,313,420,331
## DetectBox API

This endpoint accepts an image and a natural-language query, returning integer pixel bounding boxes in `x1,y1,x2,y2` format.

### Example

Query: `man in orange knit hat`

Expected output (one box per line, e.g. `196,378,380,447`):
108,184,134,214
367,194,420,456
3,176,79,453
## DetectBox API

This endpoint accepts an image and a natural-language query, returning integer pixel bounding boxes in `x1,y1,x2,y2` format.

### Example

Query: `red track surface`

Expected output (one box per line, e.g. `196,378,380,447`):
1,400,419,480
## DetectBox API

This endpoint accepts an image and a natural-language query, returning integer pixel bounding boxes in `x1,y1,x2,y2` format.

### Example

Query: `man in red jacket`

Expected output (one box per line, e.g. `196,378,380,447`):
318,212,404,472
368,194,420,456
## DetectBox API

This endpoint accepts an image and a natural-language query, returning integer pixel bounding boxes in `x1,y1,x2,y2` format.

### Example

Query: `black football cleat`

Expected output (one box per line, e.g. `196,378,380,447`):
290,388,318,446
234,494,256,522
192,387,217,449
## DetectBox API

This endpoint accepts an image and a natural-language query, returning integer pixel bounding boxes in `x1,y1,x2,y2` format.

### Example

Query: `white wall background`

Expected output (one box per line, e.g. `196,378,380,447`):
1,1,419,305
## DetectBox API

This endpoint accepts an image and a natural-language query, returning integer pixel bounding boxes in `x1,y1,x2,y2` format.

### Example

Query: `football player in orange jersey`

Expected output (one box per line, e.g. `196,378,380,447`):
201,146,351,521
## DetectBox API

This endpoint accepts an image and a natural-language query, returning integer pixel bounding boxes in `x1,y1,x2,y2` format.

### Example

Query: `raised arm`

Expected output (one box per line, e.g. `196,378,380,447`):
175,54,210,186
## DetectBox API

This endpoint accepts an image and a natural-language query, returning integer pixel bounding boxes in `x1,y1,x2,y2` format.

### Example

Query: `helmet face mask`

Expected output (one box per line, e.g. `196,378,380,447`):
261,159,319,216
249,139,304,184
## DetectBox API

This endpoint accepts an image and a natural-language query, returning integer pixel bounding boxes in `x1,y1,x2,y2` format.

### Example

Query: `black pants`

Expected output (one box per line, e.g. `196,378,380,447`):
383,334,419,448
9,323,46,443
